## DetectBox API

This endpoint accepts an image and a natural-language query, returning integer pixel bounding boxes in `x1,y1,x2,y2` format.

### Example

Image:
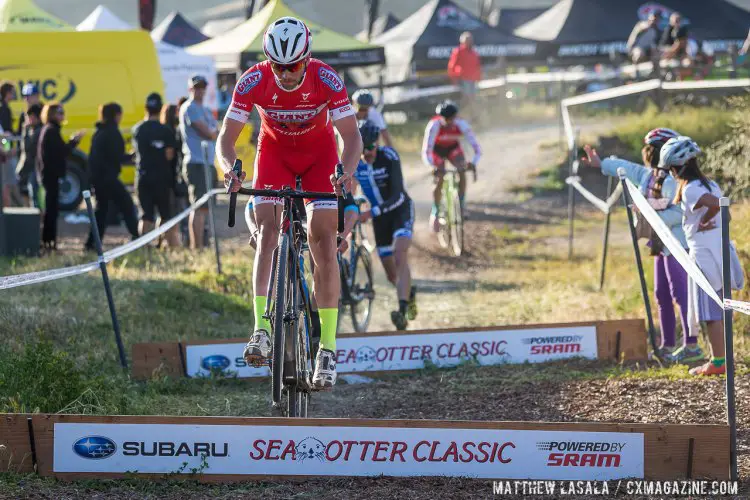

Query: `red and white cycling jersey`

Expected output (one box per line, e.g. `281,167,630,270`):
226,59,354,147
225,59,355,201
421,116,482,167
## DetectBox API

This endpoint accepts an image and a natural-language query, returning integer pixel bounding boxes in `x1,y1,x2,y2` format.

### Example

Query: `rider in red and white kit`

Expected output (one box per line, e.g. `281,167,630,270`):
421,100,481,232
217,16,362,389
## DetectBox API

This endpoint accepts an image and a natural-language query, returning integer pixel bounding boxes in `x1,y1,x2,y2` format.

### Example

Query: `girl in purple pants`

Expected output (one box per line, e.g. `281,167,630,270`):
582,129,702,362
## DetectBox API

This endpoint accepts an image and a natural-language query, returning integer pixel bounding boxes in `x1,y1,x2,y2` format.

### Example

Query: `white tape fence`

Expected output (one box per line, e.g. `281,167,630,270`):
0,188,223,291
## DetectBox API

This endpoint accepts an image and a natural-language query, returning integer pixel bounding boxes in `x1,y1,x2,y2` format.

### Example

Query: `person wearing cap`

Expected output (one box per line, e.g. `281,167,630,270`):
17,83,41,135
133,92,179,247
179,74,218,249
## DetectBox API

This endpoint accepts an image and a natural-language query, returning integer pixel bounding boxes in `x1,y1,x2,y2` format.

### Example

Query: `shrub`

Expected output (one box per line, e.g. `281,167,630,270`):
703,96,750,201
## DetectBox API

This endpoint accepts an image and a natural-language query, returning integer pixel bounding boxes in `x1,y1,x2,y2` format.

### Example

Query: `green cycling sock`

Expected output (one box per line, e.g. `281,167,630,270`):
254,296,271,333
711,357,726,368
318,308,338,351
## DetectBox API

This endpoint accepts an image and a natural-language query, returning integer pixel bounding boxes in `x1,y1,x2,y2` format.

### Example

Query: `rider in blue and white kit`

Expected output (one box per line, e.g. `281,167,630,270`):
355,119,417,330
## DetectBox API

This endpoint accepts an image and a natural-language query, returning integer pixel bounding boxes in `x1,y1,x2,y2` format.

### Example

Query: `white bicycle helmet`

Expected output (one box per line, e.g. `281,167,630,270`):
658,136,701,169
263,17,312,65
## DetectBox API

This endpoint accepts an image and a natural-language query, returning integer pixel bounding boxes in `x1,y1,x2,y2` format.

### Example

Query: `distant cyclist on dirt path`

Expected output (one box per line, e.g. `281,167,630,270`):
421,99,481,233
217,16,363,389
355,119,417,330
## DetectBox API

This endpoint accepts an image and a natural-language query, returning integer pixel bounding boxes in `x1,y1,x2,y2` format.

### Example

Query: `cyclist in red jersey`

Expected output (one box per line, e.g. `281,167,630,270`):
217,17,362,389
421,100,481,232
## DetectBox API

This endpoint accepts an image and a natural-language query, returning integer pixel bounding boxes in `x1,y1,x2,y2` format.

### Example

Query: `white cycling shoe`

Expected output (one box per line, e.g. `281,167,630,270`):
313,348,337,389
243,329,271,366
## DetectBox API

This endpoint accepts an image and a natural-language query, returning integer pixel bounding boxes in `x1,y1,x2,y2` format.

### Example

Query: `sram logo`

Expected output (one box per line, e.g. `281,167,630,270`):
523,335,584,355
538,441,625,468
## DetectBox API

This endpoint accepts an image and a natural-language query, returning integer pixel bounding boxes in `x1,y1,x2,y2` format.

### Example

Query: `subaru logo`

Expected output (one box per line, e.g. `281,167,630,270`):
201,355,231,371
73,436,117,460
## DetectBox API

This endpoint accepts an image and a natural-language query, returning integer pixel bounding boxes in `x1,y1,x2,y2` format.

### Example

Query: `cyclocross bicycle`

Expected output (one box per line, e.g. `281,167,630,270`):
437,165,476,257
227,159,344,417
338,197,375,333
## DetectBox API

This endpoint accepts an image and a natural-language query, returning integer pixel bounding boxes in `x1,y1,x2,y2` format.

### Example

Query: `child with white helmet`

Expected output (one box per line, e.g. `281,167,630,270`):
660,136,726,376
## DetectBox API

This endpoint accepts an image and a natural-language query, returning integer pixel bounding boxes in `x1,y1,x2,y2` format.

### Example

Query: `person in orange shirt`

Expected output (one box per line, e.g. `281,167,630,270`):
447,32,481,122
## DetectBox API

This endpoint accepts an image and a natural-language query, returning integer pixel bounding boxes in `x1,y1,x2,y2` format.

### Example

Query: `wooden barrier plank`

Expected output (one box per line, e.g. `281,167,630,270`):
0,414,34,474
30,413,728,481
595,319,647,361
131,342,184,380
132,320,648,380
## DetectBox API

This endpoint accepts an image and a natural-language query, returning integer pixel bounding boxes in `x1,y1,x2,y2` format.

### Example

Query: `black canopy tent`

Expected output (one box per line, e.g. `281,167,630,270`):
374,0,537,81
151,11,210,47
495,7,548,33
514,0,750,63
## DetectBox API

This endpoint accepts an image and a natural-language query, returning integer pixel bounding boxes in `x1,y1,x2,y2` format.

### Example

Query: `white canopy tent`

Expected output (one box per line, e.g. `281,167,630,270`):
76,5,218,112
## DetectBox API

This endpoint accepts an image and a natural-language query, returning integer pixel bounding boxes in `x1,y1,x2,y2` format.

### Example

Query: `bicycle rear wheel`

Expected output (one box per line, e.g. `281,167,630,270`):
350,245,374,333
272,232,290,407
450,188,464,257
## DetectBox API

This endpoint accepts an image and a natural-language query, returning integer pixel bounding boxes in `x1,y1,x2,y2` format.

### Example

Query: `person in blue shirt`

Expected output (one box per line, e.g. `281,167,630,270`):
582,128,701,363
355,120,417,330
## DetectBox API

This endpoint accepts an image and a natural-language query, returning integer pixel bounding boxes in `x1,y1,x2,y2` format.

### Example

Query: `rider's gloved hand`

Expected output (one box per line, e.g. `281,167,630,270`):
224,170,246,192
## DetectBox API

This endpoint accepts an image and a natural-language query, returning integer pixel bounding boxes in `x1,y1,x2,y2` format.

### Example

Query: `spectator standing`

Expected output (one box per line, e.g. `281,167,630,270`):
179,75,218,249
133,93,179,246
16,103,43,208
1,81,21,207
17,83,42,135
660,137,739,376
627,12,662,64
85,102,139,250
447,32,481,122
37,102,85,251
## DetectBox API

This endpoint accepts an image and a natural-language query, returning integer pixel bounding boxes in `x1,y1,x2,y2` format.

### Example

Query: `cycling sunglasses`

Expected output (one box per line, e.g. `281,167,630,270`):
363,143,377,151
270,60,306,74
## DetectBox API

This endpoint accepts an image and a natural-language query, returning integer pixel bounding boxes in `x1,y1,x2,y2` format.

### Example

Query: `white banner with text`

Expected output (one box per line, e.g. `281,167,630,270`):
53,423,643,480
185,326,599,378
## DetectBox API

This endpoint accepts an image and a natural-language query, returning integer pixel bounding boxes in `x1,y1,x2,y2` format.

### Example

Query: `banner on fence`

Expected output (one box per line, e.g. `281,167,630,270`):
16,414,727,481
131,320,647,380
52,422,643,480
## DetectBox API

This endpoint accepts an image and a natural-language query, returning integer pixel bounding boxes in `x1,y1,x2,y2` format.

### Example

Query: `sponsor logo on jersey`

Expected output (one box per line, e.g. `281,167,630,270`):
236,70,262,95
302,92,310,101
272,93,278,104
265,109,321,123
318,67,344,92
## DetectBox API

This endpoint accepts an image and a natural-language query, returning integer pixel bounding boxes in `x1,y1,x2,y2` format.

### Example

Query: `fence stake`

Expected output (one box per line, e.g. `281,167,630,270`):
720,197,738,482
83,191,127,369
599,176,614,290
567,140,576,260
202,141,222,275
618,172,660,360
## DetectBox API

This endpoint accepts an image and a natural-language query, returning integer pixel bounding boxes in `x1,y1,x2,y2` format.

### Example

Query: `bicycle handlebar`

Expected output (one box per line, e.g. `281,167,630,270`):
226,159,345,231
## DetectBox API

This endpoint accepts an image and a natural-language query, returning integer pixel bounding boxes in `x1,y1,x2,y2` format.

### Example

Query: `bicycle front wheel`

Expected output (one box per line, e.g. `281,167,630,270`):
450,188,464,257
272,232,290,407
350,245,375,333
